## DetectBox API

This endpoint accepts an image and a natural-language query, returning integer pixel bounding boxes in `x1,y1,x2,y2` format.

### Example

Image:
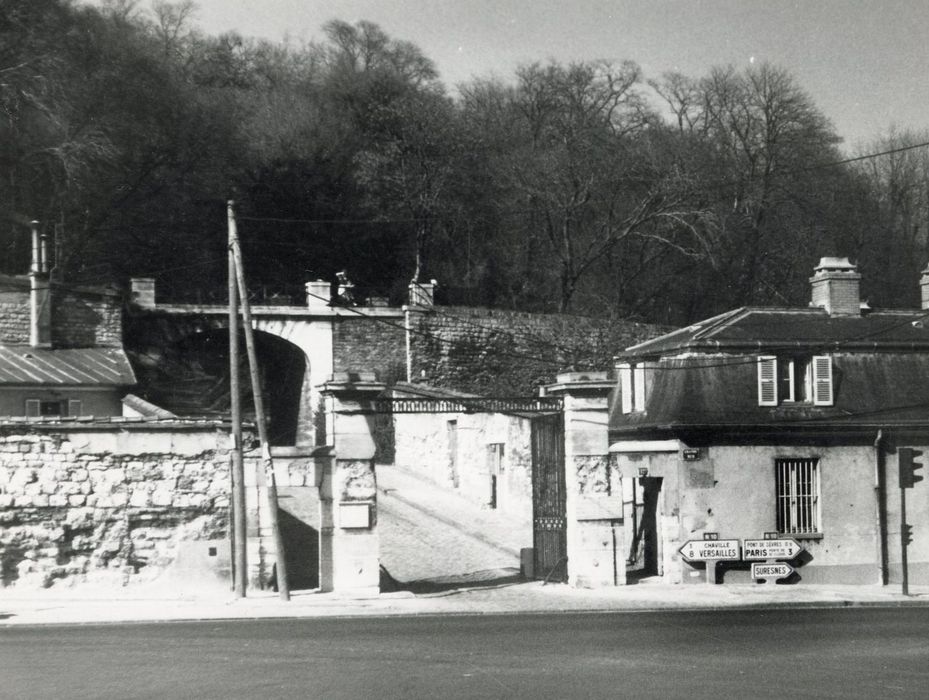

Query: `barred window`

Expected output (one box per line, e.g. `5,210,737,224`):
776,457,821,535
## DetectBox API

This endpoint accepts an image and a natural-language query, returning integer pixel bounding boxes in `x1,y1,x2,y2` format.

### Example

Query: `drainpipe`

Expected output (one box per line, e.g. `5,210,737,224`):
874,430,888,585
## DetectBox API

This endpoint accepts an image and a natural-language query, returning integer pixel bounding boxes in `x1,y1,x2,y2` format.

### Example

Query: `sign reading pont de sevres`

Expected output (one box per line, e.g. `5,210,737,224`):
742,538,802,561
678,539,740,562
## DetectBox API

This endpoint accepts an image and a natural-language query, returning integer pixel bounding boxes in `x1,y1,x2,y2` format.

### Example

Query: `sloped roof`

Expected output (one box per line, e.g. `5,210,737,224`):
0,346,136,386
621,307,929,357
610,353,929,434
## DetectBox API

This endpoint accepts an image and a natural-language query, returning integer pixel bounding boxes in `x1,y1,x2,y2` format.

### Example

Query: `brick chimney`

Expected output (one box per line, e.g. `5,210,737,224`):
810,257,861,316
920,264,929,310
29,221,51,347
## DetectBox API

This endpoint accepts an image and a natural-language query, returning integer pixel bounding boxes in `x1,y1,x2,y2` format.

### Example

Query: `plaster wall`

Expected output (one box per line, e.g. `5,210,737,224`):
614,444,889,585
392,410,533,519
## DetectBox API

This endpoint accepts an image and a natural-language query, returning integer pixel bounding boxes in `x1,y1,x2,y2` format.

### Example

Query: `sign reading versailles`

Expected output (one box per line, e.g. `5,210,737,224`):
678,539,741,562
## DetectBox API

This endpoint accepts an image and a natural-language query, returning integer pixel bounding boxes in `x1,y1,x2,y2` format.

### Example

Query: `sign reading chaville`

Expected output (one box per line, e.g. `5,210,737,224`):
678,539,741,562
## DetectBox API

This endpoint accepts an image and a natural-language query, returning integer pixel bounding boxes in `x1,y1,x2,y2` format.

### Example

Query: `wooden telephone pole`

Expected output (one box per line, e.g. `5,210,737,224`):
228,203,247,598
228,201,290,601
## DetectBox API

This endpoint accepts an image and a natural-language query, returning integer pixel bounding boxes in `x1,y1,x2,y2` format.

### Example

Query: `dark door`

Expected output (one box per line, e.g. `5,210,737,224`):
627,476,663,580
531,413,567,582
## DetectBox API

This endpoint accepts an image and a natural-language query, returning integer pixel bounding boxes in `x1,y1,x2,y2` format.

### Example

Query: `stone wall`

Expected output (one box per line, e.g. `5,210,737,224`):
0,288,29,344
0,280,122,347
333,316,406,385
388,384,534,519
0,422,242,589
409,306,671,395
53,287,123,348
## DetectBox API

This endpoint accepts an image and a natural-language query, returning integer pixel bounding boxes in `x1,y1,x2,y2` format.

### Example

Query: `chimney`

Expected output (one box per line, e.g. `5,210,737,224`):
920,265,929,310
130,277,156,308
810,257,861,316
29,221,52,347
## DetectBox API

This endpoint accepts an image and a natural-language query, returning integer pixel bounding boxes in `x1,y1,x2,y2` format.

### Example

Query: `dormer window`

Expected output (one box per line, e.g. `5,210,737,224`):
758,356,833,407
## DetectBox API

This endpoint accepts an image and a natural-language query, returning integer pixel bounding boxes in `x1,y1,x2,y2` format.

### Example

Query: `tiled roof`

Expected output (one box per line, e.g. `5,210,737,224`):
622,308,929,356
0,346,136,386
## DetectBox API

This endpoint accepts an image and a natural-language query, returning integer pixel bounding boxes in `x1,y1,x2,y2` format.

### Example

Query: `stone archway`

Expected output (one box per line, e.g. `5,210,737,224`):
128,326,309,445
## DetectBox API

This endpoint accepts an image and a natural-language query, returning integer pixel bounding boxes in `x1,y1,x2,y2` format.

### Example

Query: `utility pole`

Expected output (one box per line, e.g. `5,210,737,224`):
228,202,247,598
228,201,290,601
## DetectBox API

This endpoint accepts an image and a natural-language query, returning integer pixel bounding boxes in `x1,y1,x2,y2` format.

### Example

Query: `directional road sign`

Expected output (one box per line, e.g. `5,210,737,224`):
678,539,740,562
742,538,802,561
750,562,795,580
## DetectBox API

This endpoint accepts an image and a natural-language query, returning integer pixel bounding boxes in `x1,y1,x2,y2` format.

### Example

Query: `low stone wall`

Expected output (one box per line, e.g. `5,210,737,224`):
0,422,243,589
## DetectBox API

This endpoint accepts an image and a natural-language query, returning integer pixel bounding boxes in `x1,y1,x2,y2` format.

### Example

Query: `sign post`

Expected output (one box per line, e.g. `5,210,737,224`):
750,561,795,582
678,537,741,584
744,537,803,583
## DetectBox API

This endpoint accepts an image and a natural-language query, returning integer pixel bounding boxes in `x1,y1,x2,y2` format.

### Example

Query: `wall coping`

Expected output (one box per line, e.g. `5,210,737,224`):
0,416,234,432
136,304,404,319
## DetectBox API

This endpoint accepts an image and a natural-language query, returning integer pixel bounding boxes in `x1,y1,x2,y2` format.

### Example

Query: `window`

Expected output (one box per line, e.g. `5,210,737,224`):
618,362,649,414
24,399,82,417
776,457,821,535
758,356,833,407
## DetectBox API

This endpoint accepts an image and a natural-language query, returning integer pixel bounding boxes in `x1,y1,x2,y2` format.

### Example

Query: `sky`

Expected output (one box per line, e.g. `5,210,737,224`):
92,0,929,149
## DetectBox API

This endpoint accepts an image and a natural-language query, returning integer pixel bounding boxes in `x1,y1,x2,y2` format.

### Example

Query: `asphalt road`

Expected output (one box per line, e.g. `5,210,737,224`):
2,609,928,699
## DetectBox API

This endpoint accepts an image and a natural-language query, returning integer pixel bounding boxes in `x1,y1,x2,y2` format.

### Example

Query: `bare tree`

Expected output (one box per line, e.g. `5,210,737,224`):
463,60,710,312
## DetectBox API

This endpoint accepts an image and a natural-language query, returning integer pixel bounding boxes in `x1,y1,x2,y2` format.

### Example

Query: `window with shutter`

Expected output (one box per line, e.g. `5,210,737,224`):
25,399,41,417
757,356,778,406
633,364,647,412
811,355,834,406
618,363,633,414
67,400,82,417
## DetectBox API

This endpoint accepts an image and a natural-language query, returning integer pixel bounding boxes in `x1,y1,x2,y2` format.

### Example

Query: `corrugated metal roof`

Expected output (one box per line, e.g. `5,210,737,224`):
0,346,136,386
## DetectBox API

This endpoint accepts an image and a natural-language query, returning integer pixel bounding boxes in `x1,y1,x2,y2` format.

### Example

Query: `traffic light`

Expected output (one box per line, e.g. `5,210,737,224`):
898,448,924,489
902,523,914,546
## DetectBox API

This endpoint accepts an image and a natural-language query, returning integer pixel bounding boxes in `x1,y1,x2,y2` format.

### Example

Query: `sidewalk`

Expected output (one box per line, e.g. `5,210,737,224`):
3,579,928,627
4,462,928,626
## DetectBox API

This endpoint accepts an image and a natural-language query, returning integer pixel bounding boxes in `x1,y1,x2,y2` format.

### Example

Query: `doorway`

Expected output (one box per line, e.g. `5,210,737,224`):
627,476,663,580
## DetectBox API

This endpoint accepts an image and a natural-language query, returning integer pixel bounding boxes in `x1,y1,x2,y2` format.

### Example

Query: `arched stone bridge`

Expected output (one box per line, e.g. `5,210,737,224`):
125,279,418,445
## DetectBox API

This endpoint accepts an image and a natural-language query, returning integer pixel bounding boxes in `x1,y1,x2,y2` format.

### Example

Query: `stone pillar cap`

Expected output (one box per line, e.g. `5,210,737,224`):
320,371,386,395
544,371,613,395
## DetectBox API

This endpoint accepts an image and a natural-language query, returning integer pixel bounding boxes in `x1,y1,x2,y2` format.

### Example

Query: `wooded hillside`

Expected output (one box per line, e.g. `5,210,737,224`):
3,0,927,324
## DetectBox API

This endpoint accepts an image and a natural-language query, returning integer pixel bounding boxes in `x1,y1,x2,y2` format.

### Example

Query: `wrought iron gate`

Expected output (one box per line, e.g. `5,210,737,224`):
530,412,567,582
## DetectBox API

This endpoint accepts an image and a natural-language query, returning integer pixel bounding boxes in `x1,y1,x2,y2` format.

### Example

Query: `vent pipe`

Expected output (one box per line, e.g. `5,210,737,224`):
29,220,51,347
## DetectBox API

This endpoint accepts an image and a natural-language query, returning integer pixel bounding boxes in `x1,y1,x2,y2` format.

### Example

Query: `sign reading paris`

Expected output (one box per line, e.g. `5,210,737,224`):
742,538,802,561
